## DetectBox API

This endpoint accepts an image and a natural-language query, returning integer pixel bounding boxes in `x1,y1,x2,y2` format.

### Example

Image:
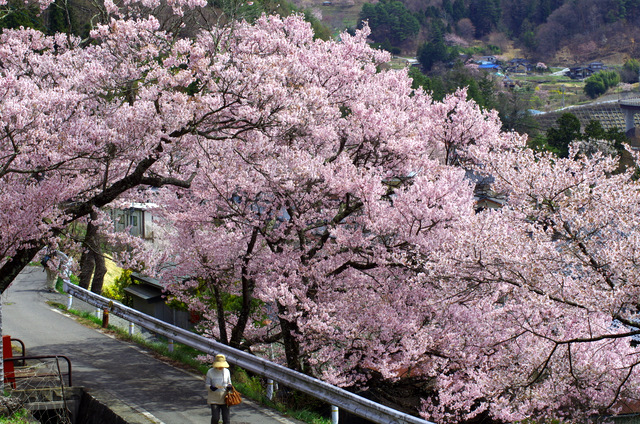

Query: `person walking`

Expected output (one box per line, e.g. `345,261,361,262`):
206,354,233,424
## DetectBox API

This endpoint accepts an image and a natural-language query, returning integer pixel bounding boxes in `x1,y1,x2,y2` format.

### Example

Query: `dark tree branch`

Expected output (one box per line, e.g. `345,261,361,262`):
0,137,196,294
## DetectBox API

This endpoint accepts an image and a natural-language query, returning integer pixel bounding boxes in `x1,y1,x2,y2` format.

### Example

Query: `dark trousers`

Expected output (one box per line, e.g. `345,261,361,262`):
211,403,230,424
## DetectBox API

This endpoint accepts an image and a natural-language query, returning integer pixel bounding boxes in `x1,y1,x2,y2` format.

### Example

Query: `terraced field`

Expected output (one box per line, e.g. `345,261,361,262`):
533,94,640,133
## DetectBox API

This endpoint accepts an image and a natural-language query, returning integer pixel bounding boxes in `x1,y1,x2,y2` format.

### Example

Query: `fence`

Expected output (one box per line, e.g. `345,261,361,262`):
63,282,429,424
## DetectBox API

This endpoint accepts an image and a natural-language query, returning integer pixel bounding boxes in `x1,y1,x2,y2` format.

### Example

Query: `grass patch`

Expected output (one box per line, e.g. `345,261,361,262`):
0,408,32,423
290,410,331,424
54,276,66,293
232,369,331,424
103,256,122,291
49,304,108,327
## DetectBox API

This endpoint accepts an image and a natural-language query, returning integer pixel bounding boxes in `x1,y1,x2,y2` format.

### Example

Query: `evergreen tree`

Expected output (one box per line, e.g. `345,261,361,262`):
359,0,419,45
417,21,449,72
583,120,607,140
468,0,500,37
442,0,453,18
547,113,581,158
452,0,466,22
621,58,640,83
0,1,45,31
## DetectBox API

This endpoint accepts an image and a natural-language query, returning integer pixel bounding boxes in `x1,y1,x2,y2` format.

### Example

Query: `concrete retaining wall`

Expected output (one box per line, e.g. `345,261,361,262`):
76,390,128,424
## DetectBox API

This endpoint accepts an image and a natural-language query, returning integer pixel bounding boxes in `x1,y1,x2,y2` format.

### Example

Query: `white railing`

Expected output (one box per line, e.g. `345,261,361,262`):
63,282,430,424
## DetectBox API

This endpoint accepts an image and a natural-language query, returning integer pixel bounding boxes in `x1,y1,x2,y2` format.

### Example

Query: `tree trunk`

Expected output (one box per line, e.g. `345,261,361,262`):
213,285,228,345
229,273,256,350
45,267,57,291
230,228,258,350
0,244,43,294
278,308,302,372
79,210,107,292
90,252,107,294
77,248,95,290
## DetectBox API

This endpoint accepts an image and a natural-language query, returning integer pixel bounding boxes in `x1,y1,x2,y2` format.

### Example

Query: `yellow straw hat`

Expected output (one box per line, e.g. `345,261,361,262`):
213,354,229,368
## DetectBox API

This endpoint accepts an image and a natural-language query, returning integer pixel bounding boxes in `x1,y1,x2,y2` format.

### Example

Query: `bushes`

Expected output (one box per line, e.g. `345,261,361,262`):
584,70,620,98
0,407,32,423
620,58,640,83
102,269,133,301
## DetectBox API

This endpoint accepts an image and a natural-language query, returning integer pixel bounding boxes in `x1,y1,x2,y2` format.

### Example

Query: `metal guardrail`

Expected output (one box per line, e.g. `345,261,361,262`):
64,282,429,424
11,338,25,358
9,338,26,366
5,355,73,387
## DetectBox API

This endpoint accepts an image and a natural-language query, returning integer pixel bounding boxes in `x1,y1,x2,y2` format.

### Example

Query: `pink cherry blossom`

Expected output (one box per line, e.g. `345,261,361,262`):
3,8,640,423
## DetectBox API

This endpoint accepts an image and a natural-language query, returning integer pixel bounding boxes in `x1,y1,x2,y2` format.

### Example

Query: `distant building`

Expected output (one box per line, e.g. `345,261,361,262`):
502,75,517,88
565,62,606,79
478,63,501,72
505,58,533,74
110,203,156,240
124,273,196,330
566,66,594,79
404,57,420,67
588,61,605,71
479,55,497,64
466,172,506,212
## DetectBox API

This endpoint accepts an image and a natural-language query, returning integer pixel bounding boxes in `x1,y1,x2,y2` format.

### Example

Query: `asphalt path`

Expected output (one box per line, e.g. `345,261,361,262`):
3,266,305,424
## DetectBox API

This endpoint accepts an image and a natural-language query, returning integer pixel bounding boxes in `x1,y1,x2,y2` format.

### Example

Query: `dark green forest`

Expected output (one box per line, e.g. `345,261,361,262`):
360,0,640,61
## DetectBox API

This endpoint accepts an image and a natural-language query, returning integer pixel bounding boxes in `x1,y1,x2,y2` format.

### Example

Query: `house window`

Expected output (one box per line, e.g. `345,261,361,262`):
131,216,138,226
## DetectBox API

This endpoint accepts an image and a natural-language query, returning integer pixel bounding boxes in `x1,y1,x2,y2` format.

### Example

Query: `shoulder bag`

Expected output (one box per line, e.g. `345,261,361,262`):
225,387,242,406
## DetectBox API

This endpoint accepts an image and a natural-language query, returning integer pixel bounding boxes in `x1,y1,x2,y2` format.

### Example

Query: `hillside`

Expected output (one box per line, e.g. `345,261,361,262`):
291,0,366,35
5,0,640,66
291,0,640,66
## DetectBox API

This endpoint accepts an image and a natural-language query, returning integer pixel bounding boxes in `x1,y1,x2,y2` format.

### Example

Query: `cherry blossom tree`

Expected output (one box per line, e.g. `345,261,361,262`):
150,17,471,360
143,12,517,409
417,138,640,423
157,60,640,421
5,0,640,420
0,13,217,290
0,0,265,294
133,13,508,377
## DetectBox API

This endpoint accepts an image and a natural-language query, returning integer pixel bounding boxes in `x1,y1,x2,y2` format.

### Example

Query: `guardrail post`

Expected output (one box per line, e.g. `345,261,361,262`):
66,293,73,310
168,339,174,353
129,322,135,336
331,405,339,424
102,308,109,328
266,379,274,400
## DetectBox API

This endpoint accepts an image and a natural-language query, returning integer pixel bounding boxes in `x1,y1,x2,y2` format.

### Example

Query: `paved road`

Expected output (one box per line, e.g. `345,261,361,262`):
3,267,304,424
